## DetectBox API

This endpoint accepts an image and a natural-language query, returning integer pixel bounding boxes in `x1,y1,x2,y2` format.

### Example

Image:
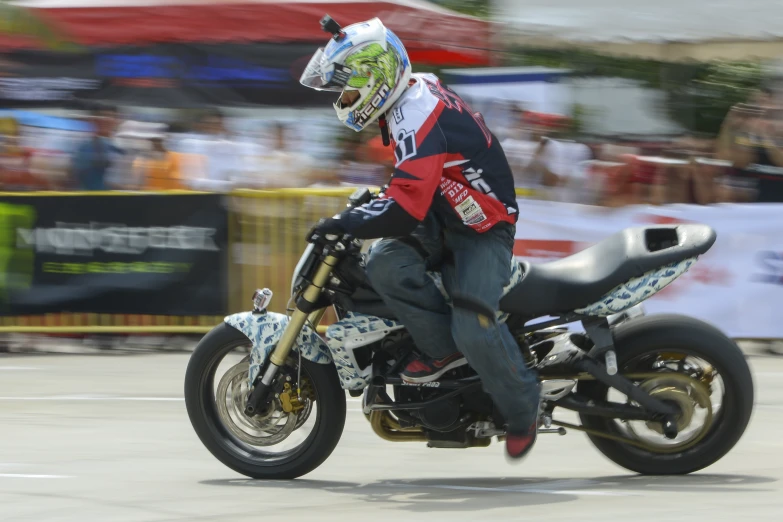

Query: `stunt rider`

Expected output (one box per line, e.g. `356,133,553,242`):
300,16,541,461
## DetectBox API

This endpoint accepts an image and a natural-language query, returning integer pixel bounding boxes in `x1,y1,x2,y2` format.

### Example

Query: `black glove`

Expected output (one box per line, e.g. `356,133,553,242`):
307,217,345,244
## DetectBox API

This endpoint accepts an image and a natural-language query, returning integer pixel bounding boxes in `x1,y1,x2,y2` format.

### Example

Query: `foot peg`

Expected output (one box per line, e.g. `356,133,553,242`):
538,413,566,435
538,427,567,435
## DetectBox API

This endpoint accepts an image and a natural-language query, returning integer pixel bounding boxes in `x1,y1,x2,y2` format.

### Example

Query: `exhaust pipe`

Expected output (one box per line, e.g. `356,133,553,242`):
368,411,426,442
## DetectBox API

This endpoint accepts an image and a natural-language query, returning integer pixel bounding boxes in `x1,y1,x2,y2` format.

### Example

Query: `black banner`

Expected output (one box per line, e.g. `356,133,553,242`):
0,43,335,108
0,51,105,108
0,194,228,316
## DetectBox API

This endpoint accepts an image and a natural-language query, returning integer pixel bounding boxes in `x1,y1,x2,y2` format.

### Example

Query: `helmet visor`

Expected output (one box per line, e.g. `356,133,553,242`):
299,48,353,92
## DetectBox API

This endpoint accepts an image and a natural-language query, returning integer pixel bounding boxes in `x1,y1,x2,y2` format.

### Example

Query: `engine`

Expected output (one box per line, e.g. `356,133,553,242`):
394,385,462,431
392,383,497,448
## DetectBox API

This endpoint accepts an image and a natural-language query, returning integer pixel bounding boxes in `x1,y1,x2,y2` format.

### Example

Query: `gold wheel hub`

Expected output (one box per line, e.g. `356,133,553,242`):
645,386,695,434
215,361,310,447
626,373,714,452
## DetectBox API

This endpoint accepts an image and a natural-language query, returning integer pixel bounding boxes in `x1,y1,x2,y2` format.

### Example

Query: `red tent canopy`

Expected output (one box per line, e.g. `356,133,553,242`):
14,0,492,66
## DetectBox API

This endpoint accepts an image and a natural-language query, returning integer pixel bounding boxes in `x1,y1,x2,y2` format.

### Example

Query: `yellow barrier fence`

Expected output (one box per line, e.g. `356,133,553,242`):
227,188,356,328
0,188,537,335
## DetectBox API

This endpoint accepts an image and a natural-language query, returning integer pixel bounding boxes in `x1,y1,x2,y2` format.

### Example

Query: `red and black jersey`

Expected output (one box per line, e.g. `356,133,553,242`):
334,73,518,239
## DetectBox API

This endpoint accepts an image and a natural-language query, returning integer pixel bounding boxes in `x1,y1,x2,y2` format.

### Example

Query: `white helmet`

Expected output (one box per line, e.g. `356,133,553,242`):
300,17,412,132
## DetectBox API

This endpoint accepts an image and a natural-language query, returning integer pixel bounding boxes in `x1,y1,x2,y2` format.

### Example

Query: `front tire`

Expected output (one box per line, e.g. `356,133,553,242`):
578,314,754,475
185,323,346,479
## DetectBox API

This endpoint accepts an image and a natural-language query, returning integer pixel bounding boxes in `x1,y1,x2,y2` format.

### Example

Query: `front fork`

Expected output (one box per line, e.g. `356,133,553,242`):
244,255,337,416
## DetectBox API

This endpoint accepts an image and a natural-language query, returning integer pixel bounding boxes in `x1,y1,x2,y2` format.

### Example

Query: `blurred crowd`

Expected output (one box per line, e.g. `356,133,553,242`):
2,94,783,205
0,107,392,193
494,90,783,206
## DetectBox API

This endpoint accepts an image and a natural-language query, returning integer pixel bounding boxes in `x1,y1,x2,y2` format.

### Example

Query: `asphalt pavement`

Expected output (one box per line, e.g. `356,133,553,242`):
1,352,782,522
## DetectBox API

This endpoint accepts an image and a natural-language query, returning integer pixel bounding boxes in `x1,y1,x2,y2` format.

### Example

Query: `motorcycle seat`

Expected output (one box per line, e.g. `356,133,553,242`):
499,225,716,318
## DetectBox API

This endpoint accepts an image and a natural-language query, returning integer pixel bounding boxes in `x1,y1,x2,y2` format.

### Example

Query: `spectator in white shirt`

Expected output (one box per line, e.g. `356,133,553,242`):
180,112,243,192
501,124,540,189
528,136,595,204
244,122,311,189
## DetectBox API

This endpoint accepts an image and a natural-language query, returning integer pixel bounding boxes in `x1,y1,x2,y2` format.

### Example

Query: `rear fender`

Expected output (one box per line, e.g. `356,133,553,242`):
575,257,697,316
224,311,332,386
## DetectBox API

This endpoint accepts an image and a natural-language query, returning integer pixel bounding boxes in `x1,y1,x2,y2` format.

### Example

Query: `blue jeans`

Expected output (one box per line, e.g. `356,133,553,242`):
365,216,540,432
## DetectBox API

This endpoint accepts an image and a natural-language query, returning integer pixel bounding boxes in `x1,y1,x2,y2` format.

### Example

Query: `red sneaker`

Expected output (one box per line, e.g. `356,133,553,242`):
505,424,538,462
400,353,467,383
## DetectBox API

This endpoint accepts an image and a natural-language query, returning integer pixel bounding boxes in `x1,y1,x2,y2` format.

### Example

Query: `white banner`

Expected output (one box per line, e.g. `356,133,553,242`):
513,200,783,339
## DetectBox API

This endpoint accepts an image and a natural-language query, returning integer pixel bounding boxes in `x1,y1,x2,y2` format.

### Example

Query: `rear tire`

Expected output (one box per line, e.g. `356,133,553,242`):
185,323,346,479
578,314,754,475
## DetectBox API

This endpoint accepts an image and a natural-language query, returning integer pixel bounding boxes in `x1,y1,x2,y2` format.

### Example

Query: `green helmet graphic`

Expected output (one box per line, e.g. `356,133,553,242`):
300,18,412,132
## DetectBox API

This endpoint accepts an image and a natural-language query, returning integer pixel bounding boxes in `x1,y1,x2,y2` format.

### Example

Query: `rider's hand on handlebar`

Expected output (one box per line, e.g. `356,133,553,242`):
307,218,345,245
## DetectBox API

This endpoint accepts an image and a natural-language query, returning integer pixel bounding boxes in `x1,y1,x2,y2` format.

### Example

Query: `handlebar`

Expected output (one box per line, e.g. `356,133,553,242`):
348,187,373,208
307,187,373,247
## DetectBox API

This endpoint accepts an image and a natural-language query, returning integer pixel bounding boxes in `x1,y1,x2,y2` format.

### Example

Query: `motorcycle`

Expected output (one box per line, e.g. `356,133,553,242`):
185,188,754,479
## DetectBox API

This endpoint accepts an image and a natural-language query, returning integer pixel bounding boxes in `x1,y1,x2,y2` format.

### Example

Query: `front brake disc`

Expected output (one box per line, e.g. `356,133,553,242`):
216,361,298,446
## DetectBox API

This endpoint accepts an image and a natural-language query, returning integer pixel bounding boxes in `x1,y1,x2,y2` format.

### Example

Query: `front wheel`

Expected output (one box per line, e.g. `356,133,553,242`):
184,323,346,479
578,314,754,475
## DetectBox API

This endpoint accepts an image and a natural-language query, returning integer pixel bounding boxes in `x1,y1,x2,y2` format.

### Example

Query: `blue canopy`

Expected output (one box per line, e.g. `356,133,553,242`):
0,110,93,132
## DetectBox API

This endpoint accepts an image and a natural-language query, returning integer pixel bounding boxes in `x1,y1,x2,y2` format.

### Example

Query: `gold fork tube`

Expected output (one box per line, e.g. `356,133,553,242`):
308,308,327,330
269,254,338,366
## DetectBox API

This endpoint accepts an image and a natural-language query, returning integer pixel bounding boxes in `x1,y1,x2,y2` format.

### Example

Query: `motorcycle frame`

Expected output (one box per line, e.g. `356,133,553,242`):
246,243,679,428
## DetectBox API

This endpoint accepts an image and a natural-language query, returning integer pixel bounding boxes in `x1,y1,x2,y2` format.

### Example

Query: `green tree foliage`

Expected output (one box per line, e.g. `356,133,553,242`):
665,61,765,134
507,47,765,136
428,0,491,18
0,1,81,52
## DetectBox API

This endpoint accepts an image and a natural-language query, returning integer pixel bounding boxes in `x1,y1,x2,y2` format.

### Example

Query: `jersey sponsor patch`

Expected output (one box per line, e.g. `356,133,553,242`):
394,129,417,165
455,196,487,226
393,107,404,124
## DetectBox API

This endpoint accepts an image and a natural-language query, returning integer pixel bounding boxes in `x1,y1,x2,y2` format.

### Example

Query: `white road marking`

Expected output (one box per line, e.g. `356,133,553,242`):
0,395,366,409
0,474,72,479
0,367,38,371
0,395,183,402
757,404,783,410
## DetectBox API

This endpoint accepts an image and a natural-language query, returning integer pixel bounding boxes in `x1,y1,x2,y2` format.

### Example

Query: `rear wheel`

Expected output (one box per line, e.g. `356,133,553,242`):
578,314,754,475
184,323,346,479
